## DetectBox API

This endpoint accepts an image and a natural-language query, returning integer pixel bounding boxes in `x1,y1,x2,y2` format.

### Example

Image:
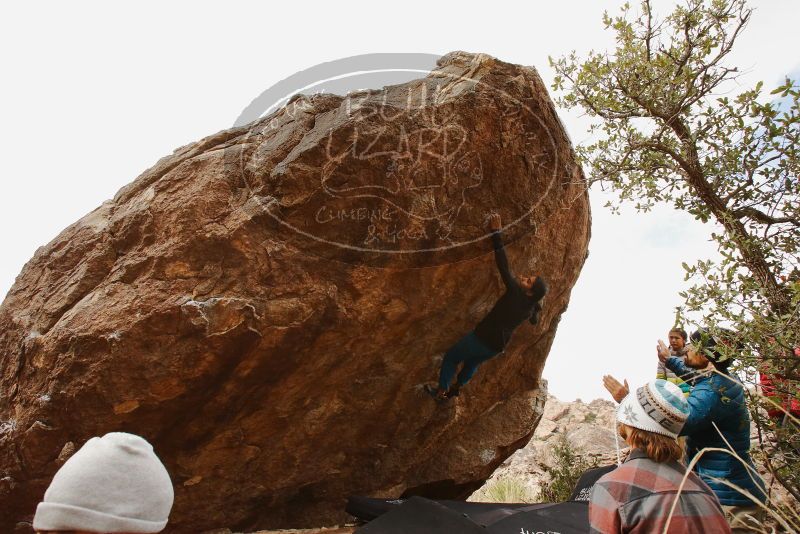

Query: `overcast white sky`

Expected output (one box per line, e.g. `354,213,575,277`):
2,1,798,402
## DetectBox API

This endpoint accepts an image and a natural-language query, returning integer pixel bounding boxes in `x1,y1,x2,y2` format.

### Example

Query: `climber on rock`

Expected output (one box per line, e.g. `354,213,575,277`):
425,213,548,403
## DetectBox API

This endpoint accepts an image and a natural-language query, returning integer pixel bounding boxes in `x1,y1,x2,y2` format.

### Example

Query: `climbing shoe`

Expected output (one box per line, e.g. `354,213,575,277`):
445,384,461,398
424,384,448,404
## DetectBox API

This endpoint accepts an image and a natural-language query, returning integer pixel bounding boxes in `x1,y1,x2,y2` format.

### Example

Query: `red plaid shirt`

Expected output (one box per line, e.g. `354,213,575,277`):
589,449,731,533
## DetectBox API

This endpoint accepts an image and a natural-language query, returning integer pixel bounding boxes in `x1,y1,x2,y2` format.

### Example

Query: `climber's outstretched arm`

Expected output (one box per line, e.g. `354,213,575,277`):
488,214,516,290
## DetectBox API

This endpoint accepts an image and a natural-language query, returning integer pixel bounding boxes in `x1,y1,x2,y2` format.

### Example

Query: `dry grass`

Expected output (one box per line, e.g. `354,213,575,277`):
663,418,800,534
474,477,535,503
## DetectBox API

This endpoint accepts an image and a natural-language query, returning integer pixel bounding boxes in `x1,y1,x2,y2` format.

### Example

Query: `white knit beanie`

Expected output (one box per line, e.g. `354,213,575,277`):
33,432,174,533
617,379,689,439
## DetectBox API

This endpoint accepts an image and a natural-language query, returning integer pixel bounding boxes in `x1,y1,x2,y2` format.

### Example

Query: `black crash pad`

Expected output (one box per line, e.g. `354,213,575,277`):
353,496,486,534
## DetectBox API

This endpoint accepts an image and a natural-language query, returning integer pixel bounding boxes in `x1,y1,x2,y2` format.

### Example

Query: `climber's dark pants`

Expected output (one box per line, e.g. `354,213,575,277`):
438,331,500,391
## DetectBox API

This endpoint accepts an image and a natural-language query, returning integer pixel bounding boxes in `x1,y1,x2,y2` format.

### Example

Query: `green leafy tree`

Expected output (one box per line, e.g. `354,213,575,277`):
550,0,799,502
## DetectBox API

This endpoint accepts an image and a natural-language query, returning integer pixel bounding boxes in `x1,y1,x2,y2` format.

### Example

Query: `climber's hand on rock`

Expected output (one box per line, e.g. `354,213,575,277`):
603,375,629,403
488,213,502,231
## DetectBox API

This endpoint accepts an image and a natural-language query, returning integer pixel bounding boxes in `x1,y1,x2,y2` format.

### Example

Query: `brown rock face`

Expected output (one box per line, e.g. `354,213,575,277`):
0,51,590,532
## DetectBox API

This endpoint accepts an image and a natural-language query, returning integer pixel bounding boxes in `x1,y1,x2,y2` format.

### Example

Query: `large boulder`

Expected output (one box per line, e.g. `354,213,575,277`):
0,51,590,532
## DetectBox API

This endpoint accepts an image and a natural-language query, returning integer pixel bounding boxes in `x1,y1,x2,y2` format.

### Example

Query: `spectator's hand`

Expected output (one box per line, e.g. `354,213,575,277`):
603,375,629,403
488,213,502,231
657,340,671,363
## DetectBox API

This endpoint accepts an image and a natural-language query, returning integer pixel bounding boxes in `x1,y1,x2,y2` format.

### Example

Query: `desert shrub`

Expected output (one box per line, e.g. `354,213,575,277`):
537,433,597,502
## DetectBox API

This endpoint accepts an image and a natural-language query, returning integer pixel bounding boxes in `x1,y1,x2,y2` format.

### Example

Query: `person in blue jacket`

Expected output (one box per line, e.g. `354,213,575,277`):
657,328,766,532
425,213,547,403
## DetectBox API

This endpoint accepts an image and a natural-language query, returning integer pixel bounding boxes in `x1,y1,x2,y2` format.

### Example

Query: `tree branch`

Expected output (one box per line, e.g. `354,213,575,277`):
733,206,800,227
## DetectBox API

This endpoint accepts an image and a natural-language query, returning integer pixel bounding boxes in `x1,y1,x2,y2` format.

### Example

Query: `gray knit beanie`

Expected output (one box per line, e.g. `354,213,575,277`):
33,432,174,533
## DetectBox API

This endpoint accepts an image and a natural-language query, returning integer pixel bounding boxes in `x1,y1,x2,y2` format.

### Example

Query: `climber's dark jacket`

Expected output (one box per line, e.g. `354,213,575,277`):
473,231,540,352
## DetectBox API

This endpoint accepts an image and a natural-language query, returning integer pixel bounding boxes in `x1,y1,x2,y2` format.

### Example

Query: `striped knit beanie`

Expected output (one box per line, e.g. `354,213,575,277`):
617,379,689,439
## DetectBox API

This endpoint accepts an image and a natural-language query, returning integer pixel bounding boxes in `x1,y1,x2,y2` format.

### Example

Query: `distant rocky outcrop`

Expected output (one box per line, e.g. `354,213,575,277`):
0,51,590,532
470,393,619,501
